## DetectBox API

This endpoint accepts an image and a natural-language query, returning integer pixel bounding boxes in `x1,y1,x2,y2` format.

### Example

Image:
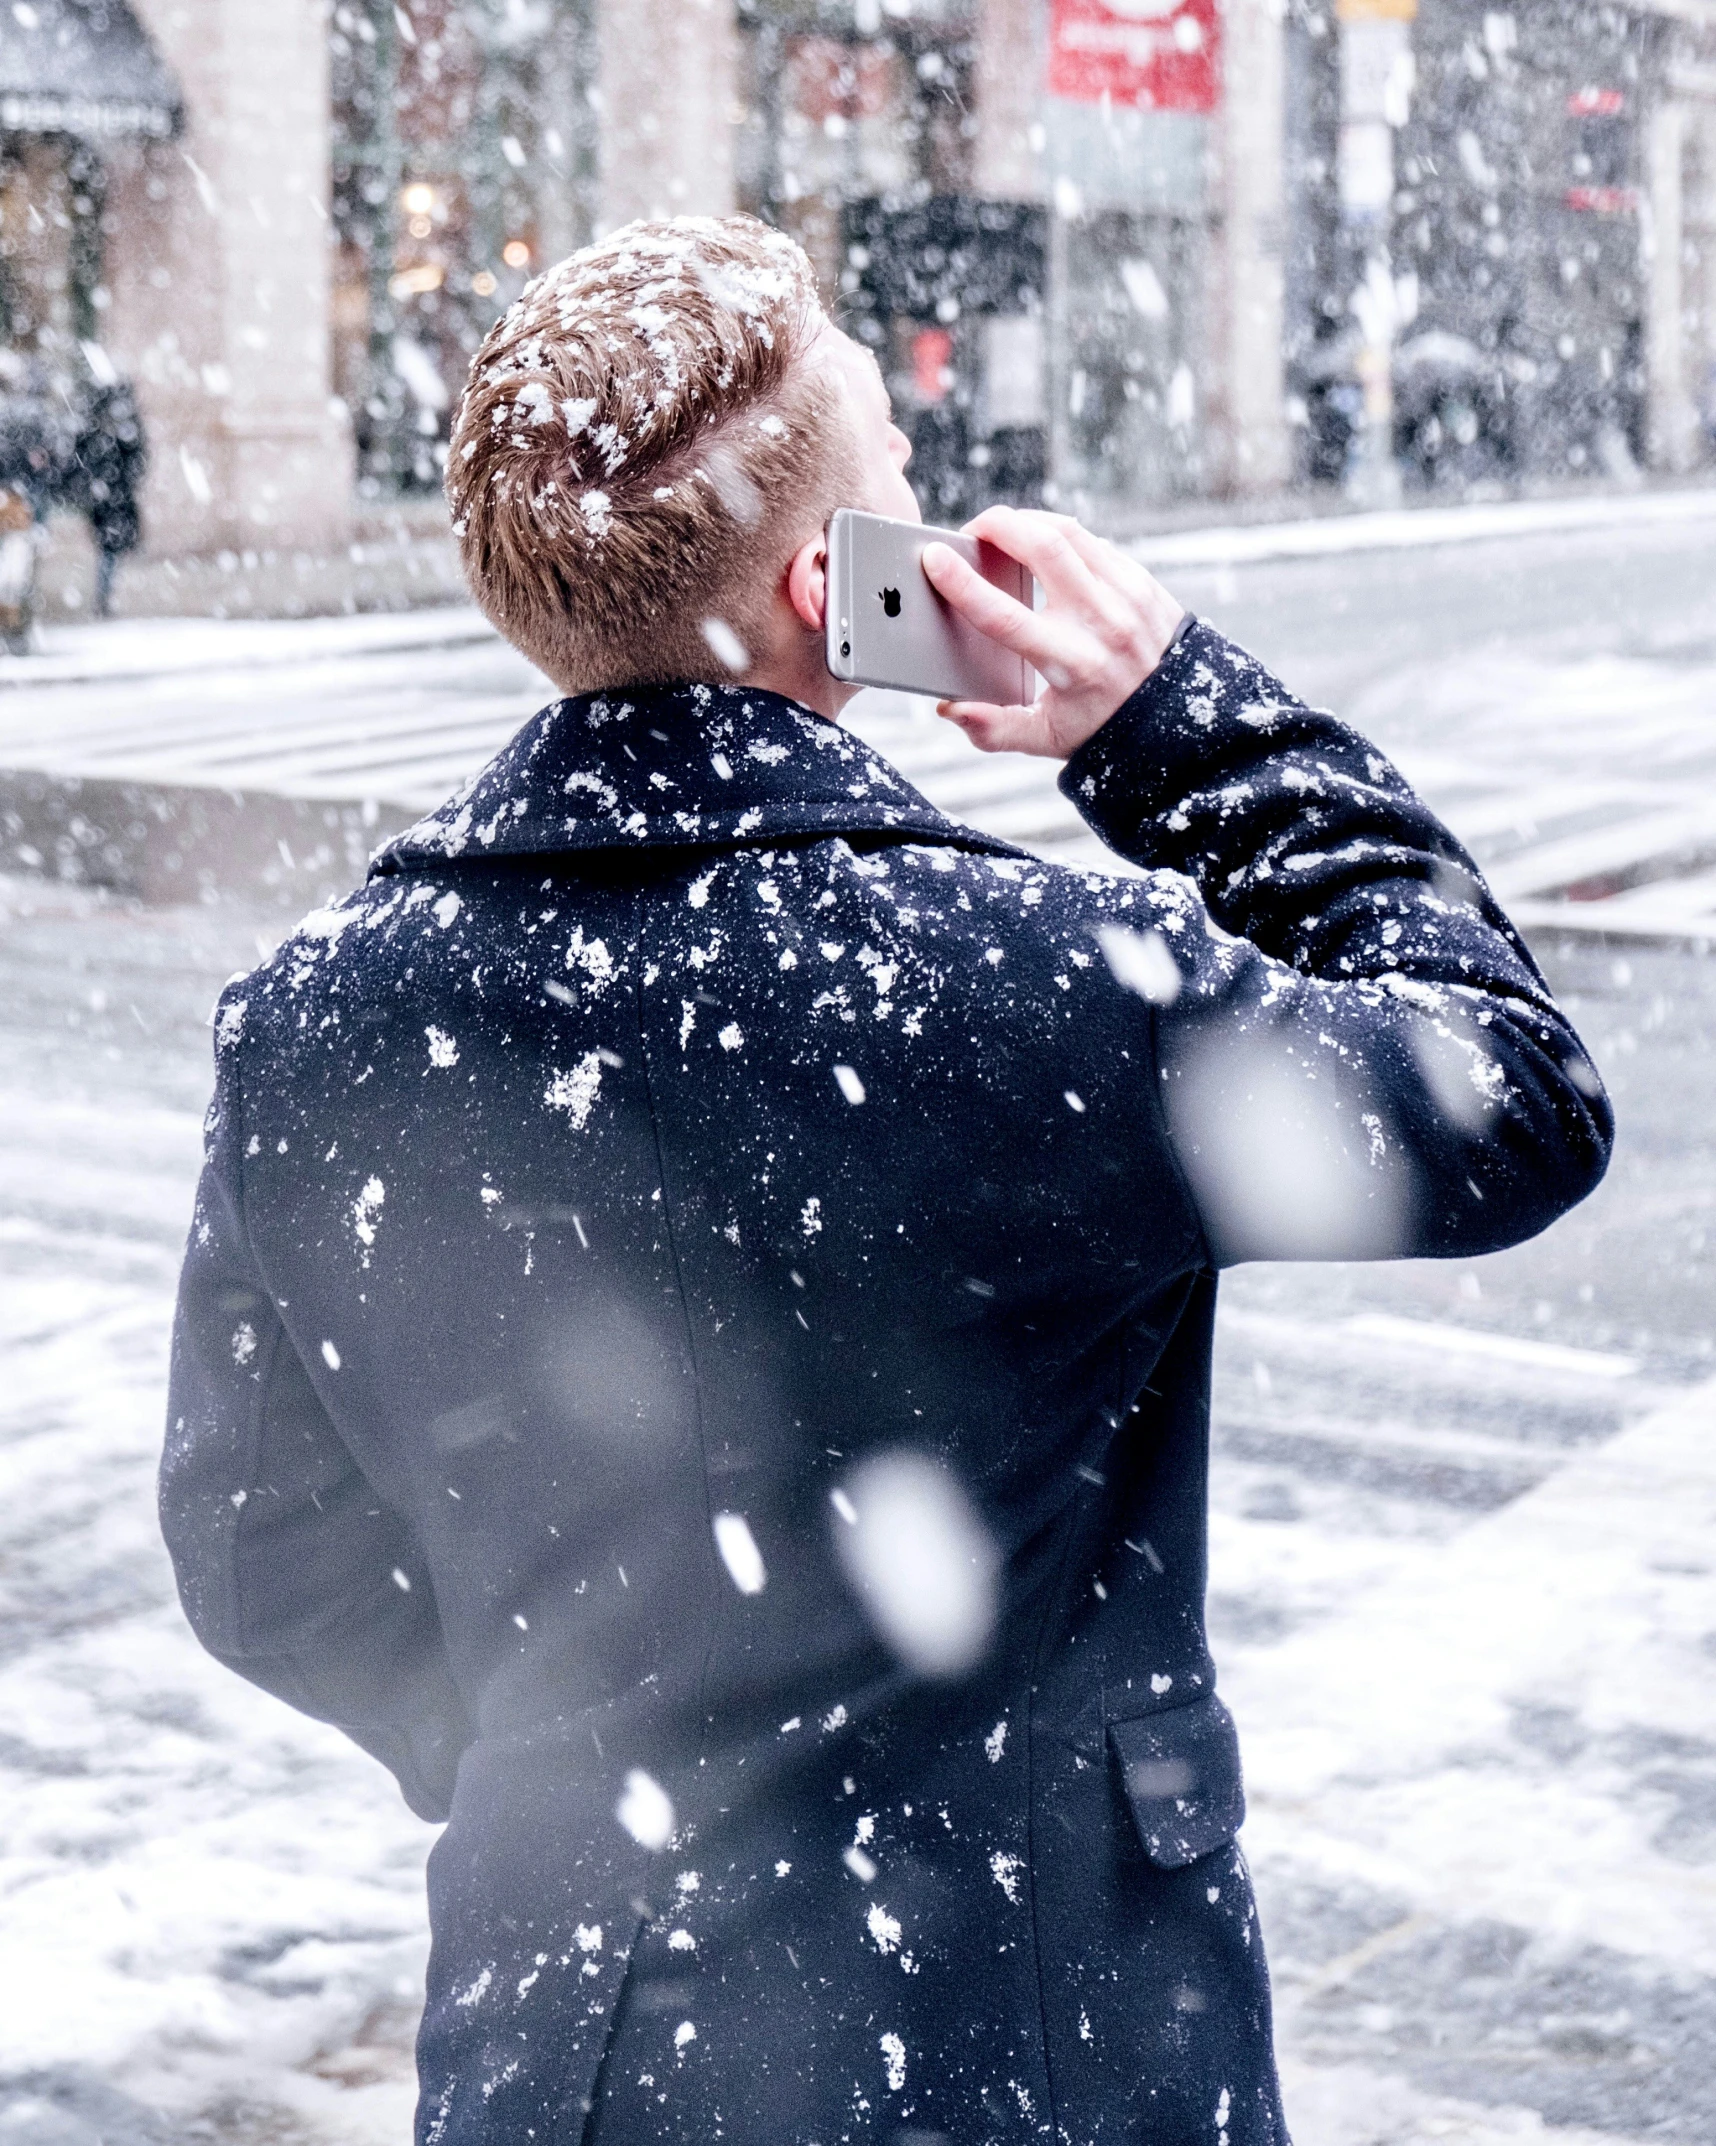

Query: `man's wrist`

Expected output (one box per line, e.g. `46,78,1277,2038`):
1056,613,1204,849
1159,609,1195,662
1058,610,1195,758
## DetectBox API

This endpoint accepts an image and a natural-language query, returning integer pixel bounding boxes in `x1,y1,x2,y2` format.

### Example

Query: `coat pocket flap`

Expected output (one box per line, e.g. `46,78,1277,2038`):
1108,1693,1245,1869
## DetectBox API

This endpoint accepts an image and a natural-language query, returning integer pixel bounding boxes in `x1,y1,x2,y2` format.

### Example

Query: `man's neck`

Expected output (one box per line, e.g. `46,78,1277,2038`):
740,640,854,724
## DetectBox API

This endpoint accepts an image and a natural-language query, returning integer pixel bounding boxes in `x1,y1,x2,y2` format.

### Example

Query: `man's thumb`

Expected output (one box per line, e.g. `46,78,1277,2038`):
937,701,1046,757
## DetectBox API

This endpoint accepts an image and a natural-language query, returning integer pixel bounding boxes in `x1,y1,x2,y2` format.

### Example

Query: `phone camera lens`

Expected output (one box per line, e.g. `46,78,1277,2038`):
840,641,851,658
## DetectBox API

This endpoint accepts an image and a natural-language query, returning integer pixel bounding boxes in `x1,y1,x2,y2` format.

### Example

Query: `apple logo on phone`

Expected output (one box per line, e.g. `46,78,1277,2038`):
879,586,902,618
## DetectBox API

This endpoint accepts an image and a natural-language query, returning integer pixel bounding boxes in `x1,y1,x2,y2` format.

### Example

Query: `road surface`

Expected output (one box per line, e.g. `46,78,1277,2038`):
1,500,1714,2142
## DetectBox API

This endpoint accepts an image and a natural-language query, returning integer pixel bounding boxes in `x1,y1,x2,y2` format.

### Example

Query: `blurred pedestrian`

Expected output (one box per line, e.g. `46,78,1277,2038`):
0,484,35,653
162,217,1611,2144
0,349,76,651
68,371,146,618
0,348,147,641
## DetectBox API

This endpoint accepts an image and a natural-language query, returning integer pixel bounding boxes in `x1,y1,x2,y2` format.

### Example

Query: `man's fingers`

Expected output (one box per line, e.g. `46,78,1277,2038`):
962,505,1110,618
1055,520,1179,620
966,500,1169,619
921,540,1082,676
963,506,1147,646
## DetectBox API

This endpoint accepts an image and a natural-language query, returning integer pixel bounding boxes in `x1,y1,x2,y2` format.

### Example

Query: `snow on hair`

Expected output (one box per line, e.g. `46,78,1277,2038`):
447,215,858,694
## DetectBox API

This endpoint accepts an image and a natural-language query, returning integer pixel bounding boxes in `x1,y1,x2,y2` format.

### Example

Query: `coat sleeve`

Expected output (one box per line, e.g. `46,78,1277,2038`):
160,1027,474,1820
1060,618,1614,1266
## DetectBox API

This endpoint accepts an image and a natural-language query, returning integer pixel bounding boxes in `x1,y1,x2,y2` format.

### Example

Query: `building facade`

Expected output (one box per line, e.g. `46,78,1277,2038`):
1287,0,1716,494
0,0,1709,600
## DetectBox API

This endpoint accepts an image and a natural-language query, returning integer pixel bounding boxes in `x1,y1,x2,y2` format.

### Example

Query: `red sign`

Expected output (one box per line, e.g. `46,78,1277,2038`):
1048,0,1220,115
910,328,954,404
1564,186,1636,215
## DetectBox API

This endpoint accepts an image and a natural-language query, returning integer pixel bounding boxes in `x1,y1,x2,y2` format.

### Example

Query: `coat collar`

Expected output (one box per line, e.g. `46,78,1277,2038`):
372,680,1026,875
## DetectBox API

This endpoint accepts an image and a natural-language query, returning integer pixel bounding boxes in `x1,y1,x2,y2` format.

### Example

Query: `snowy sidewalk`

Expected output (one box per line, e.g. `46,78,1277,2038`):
0,880,429,2144
1241,1372,1716,2146
1135,481,1716,572
1,871,1712,2144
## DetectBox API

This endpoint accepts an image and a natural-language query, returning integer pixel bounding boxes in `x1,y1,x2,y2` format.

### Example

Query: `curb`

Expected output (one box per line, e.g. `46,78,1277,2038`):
0,606,498,694
1134,485,1716,570
0,766,412,911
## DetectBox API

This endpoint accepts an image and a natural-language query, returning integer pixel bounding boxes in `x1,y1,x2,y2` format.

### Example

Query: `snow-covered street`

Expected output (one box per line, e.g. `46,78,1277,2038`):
1,503,1714,2142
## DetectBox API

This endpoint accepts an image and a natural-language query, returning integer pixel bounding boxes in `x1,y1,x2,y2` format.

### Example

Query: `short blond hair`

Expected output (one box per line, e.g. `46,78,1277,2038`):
447,216,858,693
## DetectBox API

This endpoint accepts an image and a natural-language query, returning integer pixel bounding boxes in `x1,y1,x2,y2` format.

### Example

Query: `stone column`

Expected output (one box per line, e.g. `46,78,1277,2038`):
536,1,599,270
973,0,1042,201
596,0,738,234
103,0,351,558
1645,98,1699,473
1332,0,1415,504
1208,0,1291,496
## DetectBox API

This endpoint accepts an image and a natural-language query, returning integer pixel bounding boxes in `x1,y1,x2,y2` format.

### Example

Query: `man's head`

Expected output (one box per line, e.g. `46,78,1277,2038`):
447,215,917,706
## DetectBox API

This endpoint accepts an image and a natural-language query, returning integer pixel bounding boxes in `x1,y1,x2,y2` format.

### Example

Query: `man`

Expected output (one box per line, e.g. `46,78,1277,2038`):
162,218,1610,2144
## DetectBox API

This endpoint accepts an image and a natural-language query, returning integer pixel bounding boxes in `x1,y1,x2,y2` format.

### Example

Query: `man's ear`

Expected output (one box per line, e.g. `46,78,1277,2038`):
785,533,827,633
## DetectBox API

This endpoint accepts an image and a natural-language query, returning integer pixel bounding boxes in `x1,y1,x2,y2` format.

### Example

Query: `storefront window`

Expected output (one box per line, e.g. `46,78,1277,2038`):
0,135,105,358
331,0,581,495
316,0,1215,518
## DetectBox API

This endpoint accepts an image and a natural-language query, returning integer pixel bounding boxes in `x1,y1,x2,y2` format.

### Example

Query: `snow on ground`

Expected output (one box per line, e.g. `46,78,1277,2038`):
1134,481,1716,573
0,1265,426,2134
0,903,1703,2146
1233,1370,1716,2076
0,607,496,692
1,559,1715,2138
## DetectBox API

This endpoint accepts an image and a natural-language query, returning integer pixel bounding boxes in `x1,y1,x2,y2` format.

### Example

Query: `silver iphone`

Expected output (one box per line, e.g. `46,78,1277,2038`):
824,508,1034,705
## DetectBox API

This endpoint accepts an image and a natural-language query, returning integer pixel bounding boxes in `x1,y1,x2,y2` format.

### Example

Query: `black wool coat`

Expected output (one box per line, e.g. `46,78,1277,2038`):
162,623,1611,2146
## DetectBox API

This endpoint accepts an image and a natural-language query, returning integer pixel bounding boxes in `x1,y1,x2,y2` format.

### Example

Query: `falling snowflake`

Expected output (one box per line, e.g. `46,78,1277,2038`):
712,1511,767,1595
615,1768,674,1850
701,618,749,673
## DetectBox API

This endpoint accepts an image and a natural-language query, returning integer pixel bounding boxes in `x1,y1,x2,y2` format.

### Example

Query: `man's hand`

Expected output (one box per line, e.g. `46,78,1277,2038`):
920,505,1185,760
